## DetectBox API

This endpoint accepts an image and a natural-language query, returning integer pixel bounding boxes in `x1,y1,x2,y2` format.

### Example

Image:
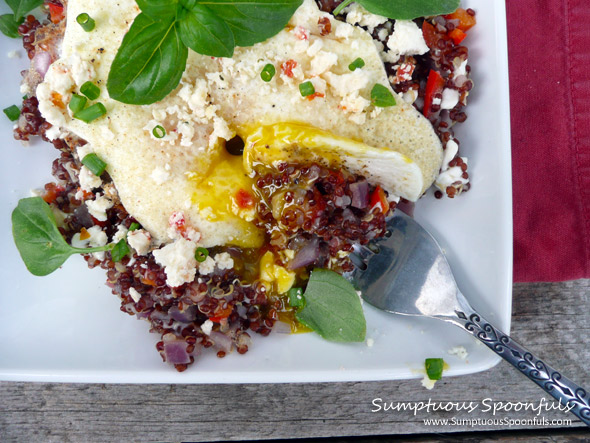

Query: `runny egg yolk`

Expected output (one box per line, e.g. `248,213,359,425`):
187,147,263,248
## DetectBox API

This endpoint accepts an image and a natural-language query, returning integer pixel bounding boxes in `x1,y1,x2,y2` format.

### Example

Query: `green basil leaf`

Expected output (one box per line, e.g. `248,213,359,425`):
111,239,130,262
357,0,460,20
0,14,22,39
11,197,114,276
425,358,445,380
371,83,396,108
202,0,303,47
179,3,234,57
107,13,188,105
295,268,366,342
137,0,180,21
6,0,44,21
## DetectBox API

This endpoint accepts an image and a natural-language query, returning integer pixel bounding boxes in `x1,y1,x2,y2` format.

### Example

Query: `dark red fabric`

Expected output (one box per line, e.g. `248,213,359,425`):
508,0,590,282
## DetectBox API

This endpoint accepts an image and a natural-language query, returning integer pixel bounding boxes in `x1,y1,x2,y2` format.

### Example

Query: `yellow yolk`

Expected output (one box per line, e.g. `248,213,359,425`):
259,251,296,294
188,147,264,248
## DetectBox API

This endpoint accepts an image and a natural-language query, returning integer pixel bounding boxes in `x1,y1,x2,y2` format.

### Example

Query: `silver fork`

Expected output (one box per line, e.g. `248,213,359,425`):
351,211,590,426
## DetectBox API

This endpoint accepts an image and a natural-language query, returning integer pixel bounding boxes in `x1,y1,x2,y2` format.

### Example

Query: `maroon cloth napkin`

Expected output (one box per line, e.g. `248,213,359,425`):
507,0,590,282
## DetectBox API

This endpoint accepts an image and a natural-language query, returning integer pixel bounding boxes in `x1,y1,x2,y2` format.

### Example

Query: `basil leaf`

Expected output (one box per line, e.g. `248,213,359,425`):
137,0,180,21
179,3,234,57
357,0,460,21
202,0,303,47
107,13,188,105
11,197,114,276
6,0,43,21
111,239,130,262
0,14,22,39
371,84,396,108
295,268,366,342
425,358,445,380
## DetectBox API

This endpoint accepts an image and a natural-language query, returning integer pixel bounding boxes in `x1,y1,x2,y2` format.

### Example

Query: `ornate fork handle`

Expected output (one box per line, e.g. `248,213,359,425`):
441,291,590,426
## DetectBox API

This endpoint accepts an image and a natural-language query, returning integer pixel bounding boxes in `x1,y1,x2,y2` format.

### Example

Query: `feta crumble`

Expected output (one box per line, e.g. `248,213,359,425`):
385,20,429,63
85,193,113,221
127,229,152,256
448,346,468,360
152,238,198,287
129,287,142,303
201,319,214,335
79,165,102,191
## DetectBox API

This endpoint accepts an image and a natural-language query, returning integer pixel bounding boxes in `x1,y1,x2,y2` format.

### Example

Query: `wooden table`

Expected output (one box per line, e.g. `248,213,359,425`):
1,280,589,441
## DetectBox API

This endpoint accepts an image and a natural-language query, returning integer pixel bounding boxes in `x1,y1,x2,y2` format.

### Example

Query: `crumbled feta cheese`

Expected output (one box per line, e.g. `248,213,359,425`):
309,50,338,76
152,238,198,287
76,144,94,161
366,338,374,347
150,166,170,185
421,374,437,390
345,3,388,33
127,229,152,255
214,252,234,270
87,226,108,247
201,319,213,335
70,56,95,86
198,256,216,275
377,28,389,42
334,22,354,39
209,116,233,148
386,20,429,63
454,59,468,78
7,50,20,59
448,346,468,360
441,88,460,110
45,125,62,141
306,39,324,57
112,225,128,244
129,287,142,303
79,165,102,191
85,193,113,221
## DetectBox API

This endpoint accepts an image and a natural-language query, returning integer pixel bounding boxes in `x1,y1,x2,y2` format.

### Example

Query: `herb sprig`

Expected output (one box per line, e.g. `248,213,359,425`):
12,197,117,276
107,0,304,104
293,268,366,342
0,0,43,38
333,0,460,20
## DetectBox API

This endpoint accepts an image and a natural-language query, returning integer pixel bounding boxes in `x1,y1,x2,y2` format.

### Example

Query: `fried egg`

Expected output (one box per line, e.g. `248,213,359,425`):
36,0,442,248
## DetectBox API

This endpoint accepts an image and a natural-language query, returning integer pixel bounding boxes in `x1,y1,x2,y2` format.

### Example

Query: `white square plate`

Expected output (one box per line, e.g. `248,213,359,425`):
0,0,512,383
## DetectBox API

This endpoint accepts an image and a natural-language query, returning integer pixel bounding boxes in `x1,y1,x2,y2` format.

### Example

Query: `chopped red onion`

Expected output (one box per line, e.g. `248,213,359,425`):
33,51,52,78
350,181,369,209
287,237,320,270
454,75,468,88
163,340,191,364
209,331,232,353
273,321,292,334
169,305,197,323
396,200,415,217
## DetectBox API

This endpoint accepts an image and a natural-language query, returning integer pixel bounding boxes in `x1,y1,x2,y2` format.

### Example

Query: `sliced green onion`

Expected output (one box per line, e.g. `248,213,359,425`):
260,63,276,82
74,102,106,123
152,125,166,139
76,13,95,32
425,358,445,381
111,239,130,262
287,287,305,310
81,153,107,176
195,247,209,262
299,81,315,97
348,57,365,71
68,93,87,114
129,222,140,231
3,105,20,122
80,81,100,100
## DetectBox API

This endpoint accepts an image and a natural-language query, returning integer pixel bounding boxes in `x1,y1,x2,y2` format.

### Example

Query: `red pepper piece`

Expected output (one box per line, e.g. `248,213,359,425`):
369,186,389,214
448,28,467,45
423,69,445,118
48,4,64,24
444,8,476,32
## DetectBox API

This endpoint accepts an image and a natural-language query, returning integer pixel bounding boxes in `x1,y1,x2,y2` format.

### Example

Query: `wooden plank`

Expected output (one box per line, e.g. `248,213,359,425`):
1,280,589,442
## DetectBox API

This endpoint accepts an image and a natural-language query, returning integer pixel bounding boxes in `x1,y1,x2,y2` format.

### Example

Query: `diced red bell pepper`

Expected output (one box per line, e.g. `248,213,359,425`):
444,8,476,32
369,186,389,214
423,69,445,118
235,189,255,209
209,305,233,323
422,21,439,49
448,28,467,45
48,3,64,24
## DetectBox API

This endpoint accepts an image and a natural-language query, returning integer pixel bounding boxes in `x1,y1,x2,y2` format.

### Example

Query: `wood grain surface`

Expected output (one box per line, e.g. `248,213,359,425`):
1,280,589,442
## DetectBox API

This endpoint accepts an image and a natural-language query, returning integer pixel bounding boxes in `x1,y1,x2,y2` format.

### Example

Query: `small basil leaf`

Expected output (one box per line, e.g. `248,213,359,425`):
111,239,130,262
179,4,235,57
7,0,44,21
136,0,180,21
295,268,366,342
357,0,460,21
11,197,114,276
425,358,445,380
371,84,396,108
203,0,304,47
107,13,188,105
0,14,22,39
